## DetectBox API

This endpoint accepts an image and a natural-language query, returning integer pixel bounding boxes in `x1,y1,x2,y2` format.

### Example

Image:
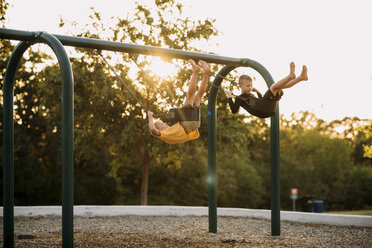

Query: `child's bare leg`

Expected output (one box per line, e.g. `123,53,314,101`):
282,65,308,89
194,60,211,107
270,62,296,96
185,59,200,106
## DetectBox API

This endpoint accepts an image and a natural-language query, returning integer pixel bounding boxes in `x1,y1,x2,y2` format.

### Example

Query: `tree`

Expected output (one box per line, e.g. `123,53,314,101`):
58,0,219,205
278,112,372,211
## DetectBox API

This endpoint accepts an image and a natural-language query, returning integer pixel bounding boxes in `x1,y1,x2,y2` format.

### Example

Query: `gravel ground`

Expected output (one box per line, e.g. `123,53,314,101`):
1,216,371,247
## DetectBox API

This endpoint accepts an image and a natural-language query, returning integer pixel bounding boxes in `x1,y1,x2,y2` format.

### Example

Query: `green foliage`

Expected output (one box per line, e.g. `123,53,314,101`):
217,152,264,208
0,0,8,24
280,129,352,209
364,145,372,158
342,165,372,210
279,112,371,211
358,120,372,158
1,41,63,205
147,145,208,205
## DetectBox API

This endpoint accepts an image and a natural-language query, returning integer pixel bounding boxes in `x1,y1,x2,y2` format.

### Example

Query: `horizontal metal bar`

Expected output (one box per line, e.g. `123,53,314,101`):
0,28,251,66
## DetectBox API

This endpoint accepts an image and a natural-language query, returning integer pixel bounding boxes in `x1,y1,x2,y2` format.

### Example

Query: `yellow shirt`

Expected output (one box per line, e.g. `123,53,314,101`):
158,123,200,144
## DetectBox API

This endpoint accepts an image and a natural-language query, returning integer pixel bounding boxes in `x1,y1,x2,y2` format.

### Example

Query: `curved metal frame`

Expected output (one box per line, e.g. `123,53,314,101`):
3,33,74,248
208,64,280,235
1,28,281,248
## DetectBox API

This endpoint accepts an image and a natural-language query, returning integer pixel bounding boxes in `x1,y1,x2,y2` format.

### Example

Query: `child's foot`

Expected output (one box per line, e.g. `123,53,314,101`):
289,62,296,79
189,59,200,72
298,65,308,81
198,60,211,74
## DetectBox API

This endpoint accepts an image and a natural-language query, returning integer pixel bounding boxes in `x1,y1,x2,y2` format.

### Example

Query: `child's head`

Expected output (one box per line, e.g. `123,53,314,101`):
155,119,169,131
238,75,253,94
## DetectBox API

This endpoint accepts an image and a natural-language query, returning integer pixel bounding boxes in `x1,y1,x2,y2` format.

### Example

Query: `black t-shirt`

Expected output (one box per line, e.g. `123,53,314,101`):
228,91,277,118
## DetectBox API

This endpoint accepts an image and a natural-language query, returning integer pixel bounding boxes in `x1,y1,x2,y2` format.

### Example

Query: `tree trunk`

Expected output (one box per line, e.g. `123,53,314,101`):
140,149,151,205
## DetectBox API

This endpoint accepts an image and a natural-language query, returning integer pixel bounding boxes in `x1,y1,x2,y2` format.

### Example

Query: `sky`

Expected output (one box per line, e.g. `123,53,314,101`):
4,0,372,122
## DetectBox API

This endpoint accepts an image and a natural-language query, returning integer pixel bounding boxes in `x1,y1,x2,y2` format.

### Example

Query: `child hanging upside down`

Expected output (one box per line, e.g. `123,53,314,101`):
148,59,211,144
226,62,308,118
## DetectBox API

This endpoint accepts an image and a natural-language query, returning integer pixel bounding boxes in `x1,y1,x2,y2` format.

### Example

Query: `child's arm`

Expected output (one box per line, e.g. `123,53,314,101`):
252,88,262,98
148,111,161,136
226,91,240,114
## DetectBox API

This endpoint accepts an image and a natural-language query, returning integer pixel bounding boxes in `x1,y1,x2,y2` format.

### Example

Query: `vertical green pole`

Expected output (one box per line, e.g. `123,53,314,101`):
246,60,280,236
270,109,280,235
3,41,31,248
207,65,235,233
39,32,74,248
2,33,74,247
207,100,217,233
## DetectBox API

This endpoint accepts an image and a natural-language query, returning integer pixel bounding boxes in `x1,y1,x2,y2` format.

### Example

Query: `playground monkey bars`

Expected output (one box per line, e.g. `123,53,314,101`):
0,28,281,248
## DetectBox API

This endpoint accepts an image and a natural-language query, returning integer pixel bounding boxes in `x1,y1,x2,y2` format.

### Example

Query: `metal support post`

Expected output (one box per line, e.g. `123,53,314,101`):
2,32,74,247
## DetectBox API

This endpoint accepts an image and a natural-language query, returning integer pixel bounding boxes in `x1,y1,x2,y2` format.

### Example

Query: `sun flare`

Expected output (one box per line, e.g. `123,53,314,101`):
148,57,178,79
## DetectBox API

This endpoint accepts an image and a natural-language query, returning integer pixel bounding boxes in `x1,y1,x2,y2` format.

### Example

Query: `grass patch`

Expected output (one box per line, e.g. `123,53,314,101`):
327,210,372,216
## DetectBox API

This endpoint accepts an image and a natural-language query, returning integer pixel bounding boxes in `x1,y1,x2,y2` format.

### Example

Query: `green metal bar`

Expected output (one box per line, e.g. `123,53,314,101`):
2,32,74,247
240,60,281,235
0,28,251,66
207,61,280,236
3,41,31,248
38,32,74,248
246,60,281,236
208,65,236,233
270,110,280,236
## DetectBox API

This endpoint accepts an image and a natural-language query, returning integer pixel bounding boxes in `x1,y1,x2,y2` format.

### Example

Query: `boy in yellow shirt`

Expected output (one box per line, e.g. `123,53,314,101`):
148,59,211,144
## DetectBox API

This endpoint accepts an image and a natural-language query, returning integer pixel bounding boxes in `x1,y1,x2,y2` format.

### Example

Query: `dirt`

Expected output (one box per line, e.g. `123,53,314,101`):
1,215,371,247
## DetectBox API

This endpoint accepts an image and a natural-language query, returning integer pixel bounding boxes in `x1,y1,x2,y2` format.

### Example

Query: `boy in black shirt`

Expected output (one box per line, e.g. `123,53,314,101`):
227,62,308,118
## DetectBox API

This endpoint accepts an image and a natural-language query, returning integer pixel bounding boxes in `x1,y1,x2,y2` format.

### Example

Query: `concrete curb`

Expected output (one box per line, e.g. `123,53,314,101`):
1,206,371,227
